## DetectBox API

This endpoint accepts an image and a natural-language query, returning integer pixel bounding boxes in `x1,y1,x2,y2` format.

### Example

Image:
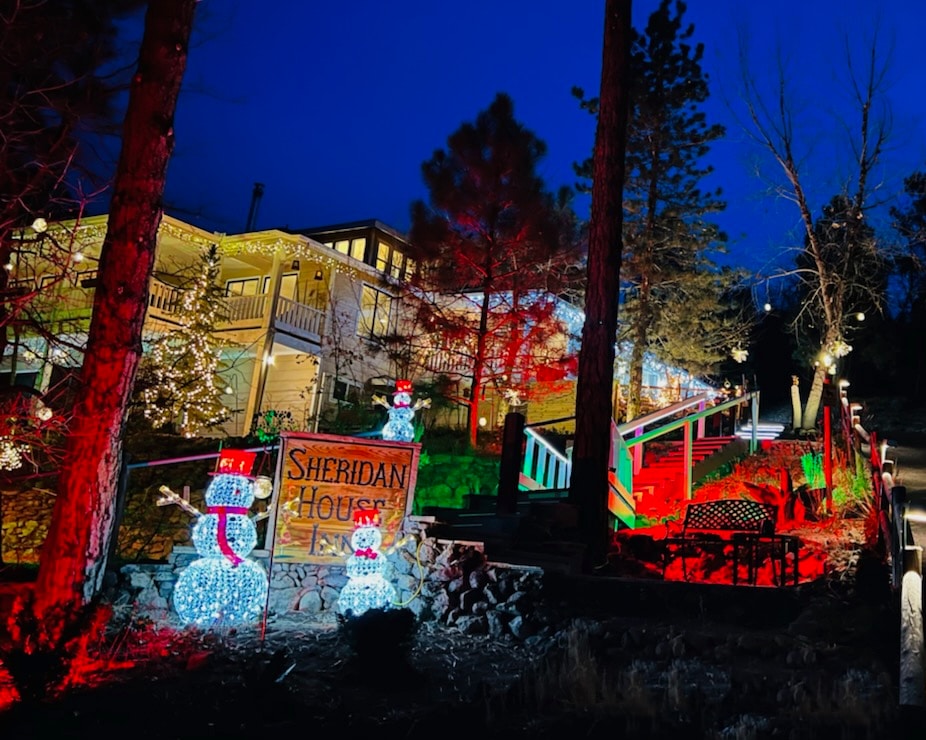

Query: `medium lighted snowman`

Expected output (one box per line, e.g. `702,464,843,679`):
372,379,430,443
158,448,273,626
337,508,396,617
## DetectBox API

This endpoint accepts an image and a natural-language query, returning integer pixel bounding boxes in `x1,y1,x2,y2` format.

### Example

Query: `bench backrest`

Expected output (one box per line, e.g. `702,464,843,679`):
682,499,777,534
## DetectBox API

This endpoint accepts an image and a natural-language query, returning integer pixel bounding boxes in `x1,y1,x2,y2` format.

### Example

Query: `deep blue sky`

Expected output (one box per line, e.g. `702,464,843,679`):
144,1,924,277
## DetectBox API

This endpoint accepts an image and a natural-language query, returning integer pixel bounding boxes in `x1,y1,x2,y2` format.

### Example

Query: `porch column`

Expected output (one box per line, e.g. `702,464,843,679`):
242,251,284,434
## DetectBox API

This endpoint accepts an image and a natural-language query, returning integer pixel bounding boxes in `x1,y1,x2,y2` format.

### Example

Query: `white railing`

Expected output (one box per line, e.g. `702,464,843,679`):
521,427,571,490
223,293,269,324
275,296,325,337
148,279,182,315
422,348,472,376
145,285,325,341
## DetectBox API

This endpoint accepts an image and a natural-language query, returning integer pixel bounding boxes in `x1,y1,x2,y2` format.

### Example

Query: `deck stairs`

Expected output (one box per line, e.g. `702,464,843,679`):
631,435,746,520
422,393,767,567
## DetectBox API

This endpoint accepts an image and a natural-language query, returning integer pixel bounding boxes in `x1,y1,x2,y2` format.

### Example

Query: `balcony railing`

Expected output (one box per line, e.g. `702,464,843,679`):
274,296,325,339
147,285,324,343
148,279,181,317
224,293,269,324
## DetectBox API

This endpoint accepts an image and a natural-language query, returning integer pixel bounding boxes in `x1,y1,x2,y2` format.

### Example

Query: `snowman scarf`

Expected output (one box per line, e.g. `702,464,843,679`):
207,506,249,566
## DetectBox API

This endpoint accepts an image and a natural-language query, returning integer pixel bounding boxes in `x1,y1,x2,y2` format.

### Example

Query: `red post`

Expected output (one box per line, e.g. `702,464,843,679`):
824,397,833,514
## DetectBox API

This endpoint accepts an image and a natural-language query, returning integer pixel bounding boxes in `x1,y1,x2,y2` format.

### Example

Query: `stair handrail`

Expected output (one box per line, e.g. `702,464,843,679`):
518,390,760,521
615,391,714,437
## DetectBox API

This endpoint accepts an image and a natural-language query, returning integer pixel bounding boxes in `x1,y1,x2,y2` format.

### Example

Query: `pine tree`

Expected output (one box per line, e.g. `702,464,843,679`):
408,93,580,446
575,0,747,420
31,0,197,656
140,245,230,436
569,0,632,571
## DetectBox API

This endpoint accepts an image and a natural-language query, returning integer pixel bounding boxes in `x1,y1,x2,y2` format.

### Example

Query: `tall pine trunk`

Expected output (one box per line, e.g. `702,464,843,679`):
569,0,631,571
467,287,493,447
34,0,197,624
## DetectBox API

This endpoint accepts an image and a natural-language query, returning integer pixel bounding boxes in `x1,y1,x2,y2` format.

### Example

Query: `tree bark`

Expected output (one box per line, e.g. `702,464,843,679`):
569,0,631,571
34,0,197,622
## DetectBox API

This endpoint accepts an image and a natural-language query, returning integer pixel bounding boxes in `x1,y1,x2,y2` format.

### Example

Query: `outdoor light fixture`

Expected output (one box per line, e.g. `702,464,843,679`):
314,269,324,280
224,385,234,394
291,259,300,270
73,252,84,263
763,302,772,312
479,417,488,427
856,312,865,321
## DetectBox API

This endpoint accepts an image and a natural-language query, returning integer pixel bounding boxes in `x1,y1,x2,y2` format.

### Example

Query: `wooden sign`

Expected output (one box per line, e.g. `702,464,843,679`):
268,431,420,564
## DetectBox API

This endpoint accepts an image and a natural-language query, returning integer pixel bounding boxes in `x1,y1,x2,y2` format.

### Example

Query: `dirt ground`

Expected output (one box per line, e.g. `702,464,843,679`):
0,530,905,740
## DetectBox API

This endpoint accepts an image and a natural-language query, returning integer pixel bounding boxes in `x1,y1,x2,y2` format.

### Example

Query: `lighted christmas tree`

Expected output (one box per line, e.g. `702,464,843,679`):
141,245,230,436
337,508,396,617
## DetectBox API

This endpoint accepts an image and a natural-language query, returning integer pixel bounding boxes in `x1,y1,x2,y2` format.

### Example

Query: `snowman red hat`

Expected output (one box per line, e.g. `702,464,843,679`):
392,379,413,407
211,448,257,478
353,507,381,527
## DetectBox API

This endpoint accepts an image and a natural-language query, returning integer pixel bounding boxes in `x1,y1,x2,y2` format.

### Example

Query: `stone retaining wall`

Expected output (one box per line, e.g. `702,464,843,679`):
111,518,552,641
4,490,552,642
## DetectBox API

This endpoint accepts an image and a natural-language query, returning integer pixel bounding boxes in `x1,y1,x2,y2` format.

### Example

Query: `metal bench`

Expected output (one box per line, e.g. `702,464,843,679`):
663,499,781,582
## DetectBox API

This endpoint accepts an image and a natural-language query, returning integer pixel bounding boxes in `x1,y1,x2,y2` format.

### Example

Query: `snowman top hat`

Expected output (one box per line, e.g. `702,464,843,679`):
211,448,257,478
393,379,413,407
353,507,381,527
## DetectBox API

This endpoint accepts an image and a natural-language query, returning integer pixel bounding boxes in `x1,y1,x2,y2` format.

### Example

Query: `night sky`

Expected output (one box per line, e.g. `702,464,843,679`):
127,1,924,276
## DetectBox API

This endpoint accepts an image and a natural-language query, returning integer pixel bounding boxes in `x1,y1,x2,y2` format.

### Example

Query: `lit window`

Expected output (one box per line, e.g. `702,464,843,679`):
334,240,350,255
390,252,404,279
261,273,298,300
376,242,390,272
358,285,395,340
404,257,416,281
350,237,366,261
226,277,260,296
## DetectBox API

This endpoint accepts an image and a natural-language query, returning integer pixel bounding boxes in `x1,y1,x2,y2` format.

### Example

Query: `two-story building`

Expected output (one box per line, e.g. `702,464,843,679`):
1,211,712,447
1,214,417,439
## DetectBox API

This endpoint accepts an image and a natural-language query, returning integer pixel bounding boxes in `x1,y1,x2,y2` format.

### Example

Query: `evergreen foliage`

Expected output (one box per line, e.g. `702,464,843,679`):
574,0,751,419
139,246,231,436
407,93,581,445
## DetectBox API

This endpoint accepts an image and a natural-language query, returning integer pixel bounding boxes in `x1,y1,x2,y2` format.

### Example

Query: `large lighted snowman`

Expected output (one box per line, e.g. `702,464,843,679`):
337,508,396,617
372,379,430,443
159,448,271,626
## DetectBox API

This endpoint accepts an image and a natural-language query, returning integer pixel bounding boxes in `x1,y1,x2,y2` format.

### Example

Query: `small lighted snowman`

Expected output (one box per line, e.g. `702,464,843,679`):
337,508,396,617
372,379,430,443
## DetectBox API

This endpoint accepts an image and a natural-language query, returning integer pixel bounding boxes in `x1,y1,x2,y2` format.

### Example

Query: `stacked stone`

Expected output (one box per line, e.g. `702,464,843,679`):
0,488,54,564
112,518,552,643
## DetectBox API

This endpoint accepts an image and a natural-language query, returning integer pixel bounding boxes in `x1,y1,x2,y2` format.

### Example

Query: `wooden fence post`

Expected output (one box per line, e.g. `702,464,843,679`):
497,412,526,516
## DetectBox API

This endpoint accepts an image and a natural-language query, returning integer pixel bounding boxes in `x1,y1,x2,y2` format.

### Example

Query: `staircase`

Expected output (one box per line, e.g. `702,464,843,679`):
632,435,746,519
